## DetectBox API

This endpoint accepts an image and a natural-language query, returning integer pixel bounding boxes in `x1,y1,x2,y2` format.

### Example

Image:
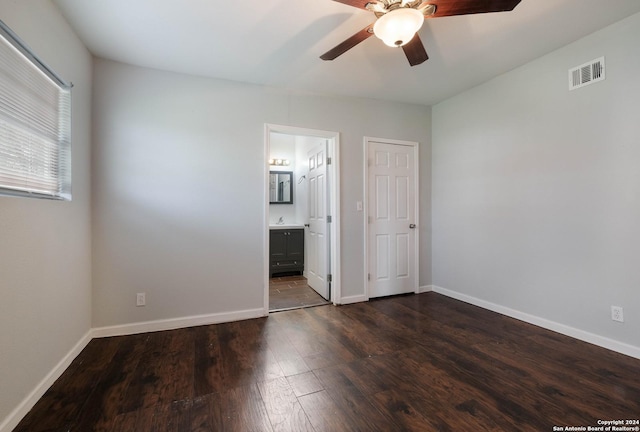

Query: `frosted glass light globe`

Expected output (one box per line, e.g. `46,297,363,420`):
373,7,424,47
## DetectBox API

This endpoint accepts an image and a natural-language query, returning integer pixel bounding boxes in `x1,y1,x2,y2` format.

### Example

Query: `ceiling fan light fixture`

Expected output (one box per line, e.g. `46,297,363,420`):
373,7,424,47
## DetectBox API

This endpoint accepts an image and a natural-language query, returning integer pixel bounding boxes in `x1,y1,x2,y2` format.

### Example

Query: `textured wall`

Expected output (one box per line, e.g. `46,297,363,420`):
91,58,432,327
432,13,640,349
0,0,92,428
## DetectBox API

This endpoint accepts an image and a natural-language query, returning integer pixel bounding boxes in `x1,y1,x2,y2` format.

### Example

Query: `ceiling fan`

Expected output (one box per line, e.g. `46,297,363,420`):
320,0,522,66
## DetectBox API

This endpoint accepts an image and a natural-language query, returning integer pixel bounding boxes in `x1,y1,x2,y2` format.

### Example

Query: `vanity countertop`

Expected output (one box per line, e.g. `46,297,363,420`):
270,224,305,230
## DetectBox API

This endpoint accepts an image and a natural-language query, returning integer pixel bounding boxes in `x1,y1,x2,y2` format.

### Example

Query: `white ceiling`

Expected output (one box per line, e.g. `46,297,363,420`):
53,0,640,106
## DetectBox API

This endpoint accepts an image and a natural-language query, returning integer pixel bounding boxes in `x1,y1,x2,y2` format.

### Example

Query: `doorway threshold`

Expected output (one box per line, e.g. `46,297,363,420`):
269,275,331,312
270,302,331,313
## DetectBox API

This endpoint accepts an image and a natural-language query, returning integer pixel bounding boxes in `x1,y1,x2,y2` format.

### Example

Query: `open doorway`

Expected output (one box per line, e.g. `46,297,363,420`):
264,124,341,313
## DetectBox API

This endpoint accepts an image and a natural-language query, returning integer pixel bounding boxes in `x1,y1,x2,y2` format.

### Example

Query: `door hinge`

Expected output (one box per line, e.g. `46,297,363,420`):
327,274,332,282
367,273,371,281
327,157,332,165
327,215,332,223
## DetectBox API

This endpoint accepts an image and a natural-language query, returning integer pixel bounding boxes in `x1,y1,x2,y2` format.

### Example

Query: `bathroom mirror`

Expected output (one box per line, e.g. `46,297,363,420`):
269,171,293,204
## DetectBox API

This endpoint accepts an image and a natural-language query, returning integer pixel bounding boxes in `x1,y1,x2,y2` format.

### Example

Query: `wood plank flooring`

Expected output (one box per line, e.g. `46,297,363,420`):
269,276,330,311
14,293,640,431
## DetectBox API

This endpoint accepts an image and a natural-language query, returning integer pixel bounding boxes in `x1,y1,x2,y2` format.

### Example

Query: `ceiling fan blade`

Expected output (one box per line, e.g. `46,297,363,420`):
430,0,522,17
320,24,374,61
330,0,371,10
402,34,429,66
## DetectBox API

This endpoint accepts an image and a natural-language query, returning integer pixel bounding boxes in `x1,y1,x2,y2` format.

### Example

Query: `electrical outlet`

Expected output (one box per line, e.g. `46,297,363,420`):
611,306,623,323
136,293,146,307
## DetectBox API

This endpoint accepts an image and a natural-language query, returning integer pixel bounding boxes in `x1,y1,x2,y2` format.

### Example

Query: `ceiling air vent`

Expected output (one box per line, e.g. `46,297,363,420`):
569,57,605,91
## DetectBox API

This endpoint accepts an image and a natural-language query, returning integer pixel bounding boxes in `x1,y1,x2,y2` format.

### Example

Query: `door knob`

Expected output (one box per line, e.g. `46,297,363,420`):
409,224,416,229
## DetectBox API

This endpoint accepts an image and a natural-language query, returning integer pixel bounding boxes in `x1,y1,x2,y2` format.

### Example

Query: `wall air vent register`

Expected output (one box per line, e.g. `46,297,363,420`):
569,57,605,90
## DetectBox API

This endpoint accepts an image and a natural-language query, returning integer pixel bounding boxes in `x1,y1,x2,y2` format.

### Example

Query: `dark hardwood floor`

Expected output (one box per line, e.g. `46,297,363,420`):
15,292,640,431
269,275,330,311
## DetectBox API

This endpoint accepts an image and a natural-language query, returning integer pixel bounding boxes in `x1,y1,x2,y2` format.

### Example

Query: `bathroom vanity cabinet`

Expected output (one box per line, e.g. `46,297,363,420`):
270,228,304,277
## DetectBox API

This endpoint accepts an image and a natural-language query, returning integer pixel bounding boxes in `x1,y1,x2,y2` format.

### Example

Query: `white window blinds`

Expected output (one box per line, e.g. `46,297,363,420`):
0,20,72,200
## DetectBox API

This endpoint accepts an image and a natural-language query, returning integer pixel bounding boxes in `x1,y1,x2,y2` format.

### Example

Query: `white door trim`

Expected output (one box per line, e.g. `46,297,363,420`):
363,136,419,300
264,124,341,313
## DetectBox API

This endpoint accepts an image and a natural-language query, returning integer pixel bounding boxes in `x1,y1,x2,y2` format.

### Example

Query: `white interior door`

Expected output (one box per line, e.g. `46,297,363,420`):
307,141,330,300
367,140,417,298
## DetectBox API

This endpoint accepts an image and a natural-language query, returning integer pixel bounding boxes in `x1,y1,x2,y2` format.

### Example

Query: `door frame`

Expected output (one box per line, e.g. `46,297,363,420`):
363,136,420,300
264,124,341,314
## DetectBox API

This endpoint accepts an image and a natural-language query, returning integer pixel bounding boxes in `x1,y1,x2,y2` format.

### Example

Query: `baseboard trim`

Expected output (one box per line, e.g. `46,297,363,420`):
432,285,640,360
0,330,93,432
417,285,433,293
338,294,368,305
92,308,266,338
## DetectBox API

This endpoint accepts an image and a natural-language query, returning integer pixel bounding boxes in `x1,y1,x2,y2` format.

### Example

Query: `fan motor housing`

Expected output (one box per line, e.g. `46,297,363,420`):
367,1,436,18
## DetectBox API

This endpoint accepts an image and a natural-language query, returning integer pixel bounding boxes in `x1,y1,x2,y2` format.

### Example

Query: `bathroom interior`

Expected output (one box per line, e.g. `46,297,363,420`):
268,132,331,311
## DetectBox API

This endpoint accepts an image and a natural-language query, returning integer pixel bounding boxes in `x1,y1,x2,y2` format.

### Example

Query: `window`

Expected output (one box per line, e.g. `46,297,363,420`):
0,19,72,200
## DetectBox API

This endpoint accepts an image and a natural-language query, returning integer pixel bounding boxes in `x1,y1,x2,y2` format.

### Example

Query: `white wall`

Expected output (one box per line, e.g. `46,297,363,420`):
269,133,324,227
269,132,296,224
92,58,432,328
0,0,92,429
432,13,640,351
